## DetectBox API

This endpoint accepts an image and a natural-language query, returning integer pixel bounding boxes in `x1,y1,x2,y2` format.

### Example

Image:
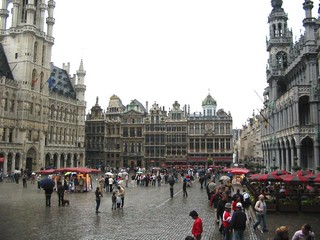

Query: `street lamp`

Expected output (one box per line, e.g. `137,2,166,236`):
294,156,298,166
292,156,301,172
271,157,277,170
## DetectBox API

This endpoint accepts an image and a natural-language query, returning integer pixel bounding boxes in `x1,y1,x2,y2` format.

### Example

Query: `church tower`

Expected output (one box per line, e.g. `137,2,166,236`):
266,0,293,101
261,0,319,171
0,0,55,92
0,1,86,172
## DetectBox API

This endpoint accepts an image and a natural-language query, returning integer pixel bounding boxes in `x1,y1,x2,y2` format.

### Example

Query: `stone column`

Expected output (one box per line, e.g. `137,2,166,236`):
280,146,285,170
296,145,301,166
56,154,60,168
285,147,290,172
313,142,319,171
11,152,16,173
3,154,7,175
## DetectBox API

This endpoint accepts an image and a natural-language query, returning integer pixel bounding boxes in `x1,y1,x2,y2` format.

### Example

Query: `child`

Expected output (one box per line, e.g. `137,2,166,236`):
116,193,122,209
111,191,117,210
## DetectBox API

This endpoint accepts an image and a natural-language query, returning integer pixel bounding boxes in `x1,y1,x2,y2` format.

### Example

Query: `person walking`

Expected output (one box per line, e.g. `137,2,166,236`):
183,178,188,198
189,210,203,240
291,223,315,240
57,181,65,207
230,202,247,240
109,176,114,193
44,183,54,207
125,174,129,187
222,202,232,240
117,186,125,208
273,226,289,240
253,194,268,232
99,175,105,192
95,187,103,213
111,191,117,210
37,174,41,190
22,173,27,188
217,193,228,234
168,175,175,198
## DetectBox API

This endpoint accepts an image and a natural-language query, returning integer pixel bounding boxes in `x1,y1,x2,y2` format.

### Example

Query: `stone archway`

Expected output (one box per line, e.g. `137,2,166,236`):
301,136,314,169
26,148,37,171
45,153,51,168
15,153,21,170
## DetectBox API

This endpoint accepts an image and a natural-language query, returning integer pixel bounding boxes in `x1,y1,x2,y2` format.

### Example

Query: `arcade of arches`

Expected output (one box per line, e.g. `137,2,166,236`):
0,149,84,174
261,136,318,171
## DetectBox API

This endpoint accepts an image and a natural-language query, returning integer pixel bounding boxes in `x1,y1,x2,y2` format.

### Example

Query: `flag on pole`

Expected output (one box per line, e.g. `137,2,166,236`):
48,76,55,90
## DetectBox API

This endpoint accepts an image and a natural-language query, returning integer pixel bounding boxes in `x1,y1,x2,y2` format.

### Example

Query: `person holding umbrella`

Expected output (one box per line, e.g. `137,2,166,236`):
40,177,55,207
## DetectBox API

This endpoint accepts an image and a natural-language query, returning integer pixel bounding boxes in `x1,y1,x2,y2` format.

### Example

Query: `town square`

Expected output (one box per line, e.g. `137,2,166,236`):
1,0,320,239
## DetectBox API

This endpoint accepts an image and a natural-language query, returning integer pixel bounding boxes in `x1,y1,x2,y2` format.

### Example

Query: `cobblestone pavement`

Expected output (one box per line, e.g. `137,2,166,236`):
0,177,319,240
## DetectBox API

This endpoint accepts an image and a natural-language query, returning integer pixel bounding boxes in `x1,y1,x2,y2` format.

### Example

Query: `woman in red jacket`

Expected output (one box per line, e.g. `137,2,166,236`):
189,210,203,240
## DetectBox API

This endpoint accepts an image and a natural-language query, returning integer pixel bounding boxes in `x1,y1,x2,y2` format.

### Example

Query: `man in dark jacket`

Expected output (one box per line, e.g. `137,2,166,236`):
230,202,247,240
57,181,65,206
167,175,175,198
217,193,228,234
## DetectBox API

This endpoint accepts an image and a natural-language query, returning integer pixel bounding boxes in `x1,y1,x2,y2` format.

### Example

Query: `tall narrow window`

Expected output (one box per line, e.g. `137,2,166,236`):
21,0,28,23
33,42,38,62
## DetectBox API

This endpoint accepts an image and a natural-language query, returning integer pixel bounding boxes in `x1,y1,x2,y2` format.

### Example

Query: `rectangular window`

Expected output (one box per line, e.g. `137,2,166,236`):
220,138,225,150
226,138,231,150
123,127,128,137
130,127,135,137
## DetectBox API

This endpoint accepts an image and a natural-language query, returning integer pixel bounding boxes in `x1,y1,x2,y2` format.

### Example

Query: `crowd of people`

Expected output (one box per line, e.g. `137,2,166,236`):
2,166,317,239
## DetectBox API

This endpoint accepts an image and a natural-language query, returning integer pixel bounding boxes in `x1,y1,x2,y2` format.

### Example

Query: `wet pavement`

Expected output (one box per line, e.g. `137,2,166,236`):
0,177,319,240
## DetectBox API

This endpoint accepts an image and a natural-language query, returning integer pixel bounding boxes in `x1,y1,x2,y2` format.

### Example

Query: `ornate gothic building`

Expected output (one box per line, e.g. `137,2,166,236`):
0,0,86,174
260,0,320,172
86,94,233,170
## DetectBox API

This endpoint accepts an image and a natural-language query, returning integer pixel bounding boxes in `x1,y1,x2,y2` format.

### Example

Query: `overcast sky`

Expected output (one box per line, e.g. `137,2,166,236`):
50,0,317,129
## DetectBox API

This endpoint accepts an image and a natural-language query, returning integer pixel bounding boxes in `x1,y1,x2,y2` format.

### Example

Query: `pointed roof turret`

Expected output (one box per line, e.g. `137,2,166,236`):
202,93,217,107
271,0,283,10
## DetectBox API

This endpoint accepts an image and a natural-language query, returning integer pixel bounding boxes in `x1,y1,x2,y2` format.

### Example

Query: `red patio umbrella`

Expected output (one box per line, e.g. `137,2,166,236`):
296,170,313,176
257,173,283,182
248,173,261,181
54,167,101,174
223,168,250,175
230,168,250,175
311,173,320,183
280,174,309,184
37,169,56,175
270,170,291,176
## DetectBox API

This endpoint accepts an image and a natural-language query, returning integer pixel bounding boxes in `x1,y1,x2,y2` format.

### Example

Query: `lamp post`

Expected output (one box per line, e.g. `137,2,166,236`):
292,156,301,172
271,157,277,170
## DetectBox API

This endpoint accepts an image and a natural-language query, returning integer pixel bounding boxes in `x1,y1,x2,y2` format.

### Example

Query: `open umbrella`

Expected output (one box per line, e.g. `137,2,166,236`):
257,173,283,182
280,174,309,184
208,182,216,191
248,173,261,182
219,175,230,181
105,172,113,176
40,178,55,190
270,170,291,176
38,169,56,175
229,168,250,175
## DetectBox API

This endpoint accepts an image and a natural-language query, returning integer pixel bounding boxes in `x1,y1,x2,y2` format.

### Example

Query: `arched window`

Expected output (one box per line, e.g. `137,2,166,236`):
41,45,46,66
276,51,288,69
31,69,37,89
